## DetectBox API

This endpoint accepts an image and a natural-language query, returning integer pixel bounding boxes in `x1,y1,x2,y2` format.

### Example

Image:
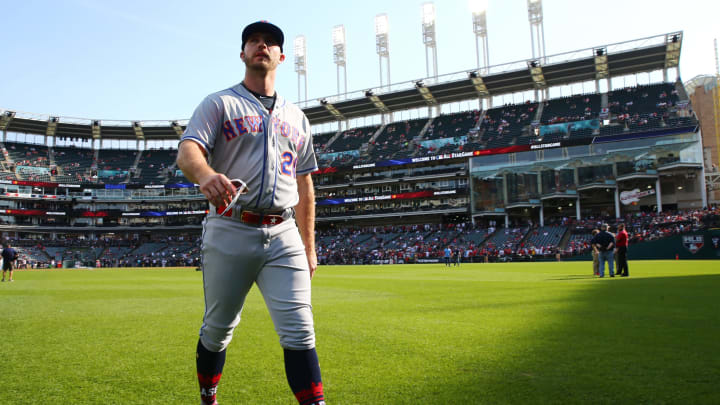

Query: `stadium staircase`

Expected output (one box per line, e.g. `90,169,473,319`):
518,228,532,248
0,142,20,179
320,129,343,152
675,79,689,101
409,117,436,157
533,102,544,124
558,228,573,250
366,123,388,149
162,162,177,183
130,151,143,180
48,147,68,179
478,227,498,248
48,147,58,181
1,142,13,166
92,149,100,182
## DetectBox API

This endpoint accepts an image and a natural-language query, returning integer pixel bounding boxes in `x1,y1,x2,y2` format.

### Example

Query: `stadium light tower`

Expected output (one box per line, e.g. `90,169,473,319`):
469,0,490,74
375,13,391,90
294,35,308,103
527,0,547,63
421,2,439,80
332,25,348,97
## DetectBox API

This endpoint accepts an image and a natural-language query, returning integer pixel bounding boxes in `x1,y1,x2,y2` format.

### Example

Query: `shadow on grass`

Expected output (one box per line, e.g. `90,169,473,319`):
545,274,597,281
423,274,720,404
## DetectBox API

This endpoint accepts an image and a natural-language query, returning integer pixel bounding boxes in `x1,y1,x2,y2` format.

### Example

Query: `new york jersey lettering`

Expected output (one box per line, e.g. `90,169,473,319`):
233,118,249,136
245,116,264,132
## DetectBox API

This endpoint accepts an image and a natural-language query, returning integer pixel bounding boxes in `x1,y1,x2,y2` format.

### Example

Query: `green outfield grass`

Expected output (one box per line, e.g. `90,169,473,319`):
1,261,718,404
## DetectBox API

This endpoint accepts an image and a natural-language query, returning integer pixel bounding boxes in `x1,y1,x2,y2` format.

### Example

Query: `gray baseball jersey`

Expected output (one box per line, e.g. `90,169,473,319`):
182,82,318,354
181,82,318,211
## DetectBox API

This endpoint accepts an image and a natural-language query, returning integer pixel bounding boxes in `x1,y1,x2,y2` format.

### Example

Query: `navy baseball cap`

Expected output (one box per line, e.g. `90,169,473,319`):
242,21,284,52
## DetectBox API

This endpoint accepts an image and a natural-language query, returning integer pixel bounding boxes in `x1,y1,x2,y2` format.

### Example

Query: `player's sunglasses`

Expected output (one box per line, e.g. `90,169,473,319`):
219,179,249,217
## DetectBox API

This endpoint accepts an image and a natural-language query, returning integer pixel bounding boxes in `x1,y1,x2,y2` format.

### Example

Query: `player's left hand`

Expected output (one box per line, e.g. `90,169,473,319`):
306,247,317,279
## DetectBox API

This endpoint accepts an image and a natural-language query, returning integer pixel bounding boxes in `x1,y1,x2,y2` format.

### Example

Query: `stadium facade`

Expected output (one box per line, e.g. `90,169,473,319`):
0,32,713,264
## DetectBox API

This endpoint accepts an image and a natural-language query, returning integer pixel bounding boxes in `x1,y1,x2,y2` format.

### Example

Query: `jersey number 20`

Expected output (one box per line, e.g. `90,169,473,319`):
281,152,297,178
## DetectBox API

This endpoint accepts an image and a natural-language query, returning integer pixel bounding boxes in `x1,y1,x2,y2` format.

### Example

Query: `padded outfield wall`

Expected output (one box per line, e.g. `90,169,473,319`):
567,229,720,261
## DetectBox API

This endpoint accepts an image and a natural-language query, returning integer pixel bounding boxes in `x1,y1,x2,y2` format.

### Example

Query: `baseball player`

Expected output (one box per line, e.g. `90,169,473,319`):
176,21,324,405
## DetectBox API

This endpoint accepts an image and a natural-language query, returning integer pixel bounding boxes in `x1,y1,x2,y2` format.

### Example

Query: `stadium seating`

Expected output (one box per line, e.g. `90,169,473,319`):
3,142,51,181
368,118,427,161
315,125,380,167
540,94,601,124
14,246,50,264
524,226,567,250
483,227,529,251
424,110,479,141
135,149,176,184
325,126,378,153
312,131,337,153
566,233,593,254
96,149,137,183
53,146,95,183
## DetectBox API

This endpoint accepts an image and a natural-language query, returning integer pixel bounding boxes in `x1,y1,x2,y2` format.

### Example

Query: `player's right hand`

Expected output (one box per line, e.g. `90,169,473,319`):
198,173,237,208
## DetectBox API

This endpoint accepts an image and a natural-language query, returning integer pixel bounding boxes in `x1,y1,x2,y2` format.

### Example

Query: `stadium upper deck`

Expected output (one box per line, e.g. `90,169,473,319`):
0,32,706,235
0,32,682,140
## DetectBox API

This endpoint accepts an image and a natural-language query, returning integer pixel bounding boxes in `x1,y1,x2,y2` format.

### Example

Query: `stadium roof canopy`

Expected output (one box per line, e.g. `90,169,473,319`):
0,32,682,141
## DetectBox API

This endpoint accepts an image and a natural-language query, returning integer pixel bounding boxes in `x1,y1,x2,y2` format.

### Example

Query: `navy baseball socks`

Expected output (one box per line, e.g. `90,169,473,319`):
196,340,324,404
284,348,325,405
196,339,226,405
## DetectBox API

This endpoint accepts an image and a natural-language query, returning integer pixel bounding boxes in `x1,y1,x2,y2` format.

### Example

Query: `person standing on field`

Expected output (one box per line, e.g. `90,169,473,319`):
1,241,18,282
444,246,452,267
591,224,615,278
591,229,600,276
176,21,324,405
615,223,629,277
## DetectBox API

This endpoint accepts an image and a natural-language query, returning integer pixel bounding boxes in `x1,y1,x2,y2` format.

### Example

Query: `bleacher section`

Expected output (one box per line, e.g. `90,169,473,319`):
325,126,378,153
479,102,538,149
425,110,479,141
312,131,337,154
600,83,682,136
135,149,175,184
459,228,491,247
368,118,426,161
525,226,567,250
4,142,51,181
15,246,50,264
541,94,601,125
566,233,593,254
0,82,695,178
54,146,95,183
96,149,137,183
484,227,529,251
317,125,379,167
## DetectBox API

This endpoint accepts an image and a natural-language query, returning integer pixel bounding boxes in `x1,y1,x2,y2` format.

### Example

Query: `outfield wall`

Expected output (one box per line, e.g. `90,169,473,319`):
626,230,720,260
567,229,720,261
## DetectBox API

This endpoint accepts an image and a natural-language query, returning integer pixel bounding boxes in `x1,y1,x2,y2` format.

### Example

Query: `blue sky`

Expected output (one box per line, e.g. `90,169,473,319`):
1,0,718,122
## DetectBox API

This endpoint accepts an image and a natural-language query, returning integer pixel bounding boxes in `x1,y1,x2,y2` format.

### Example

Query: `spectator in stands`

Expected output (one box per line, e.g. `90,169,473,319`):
615,223,629,277
592,224,615,278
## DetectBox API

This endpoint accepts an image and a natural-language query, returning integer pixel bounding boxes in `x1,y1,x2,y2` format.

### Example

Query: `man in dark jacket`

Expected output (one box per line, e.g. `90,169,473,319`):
591,224,615,278
1,241,18,282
